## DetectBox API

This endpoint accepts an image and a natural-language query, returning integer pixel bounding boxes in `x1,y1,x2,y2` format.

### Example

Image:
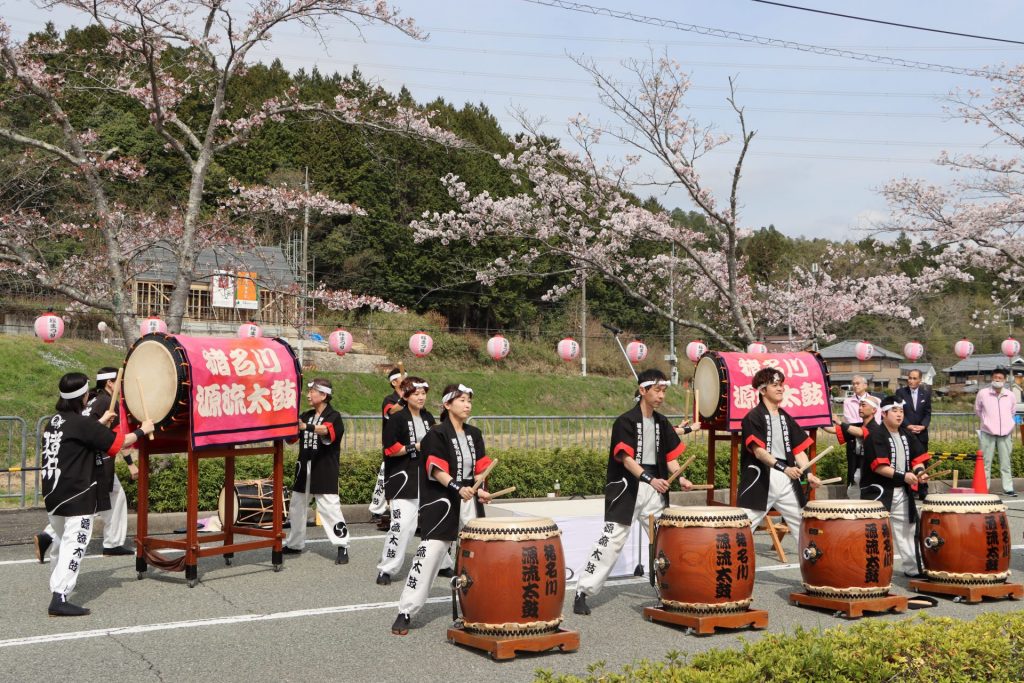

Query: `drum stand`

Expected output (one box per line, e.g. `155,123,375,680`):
788,591,908,618
908,579,1024,604
446,627,580,661
135,429,285,587
643,604,768,635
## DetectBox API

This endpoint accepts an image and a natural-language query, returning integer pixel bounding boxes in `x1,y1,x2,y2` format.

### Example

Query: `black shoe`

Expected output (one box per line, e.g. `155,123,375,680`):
1004,490,1018,498
34,533,52,564
102,545,134,557
281,546,302,555
573,592,591,615
391,612,411,635
903,570,922,578
336,547,349,565
375,514,391,532
437,568,455,579
48,592,90,617
376,571,391,586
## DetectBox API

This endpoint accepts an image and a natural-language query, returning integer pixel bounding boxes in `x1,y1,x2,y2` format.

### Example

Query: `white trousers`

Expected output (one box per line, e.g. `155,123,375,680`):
285,491,349,549
576,484,664,597
980,431,1015,493
368,461,387,515
890,488,919,574
376,497,453,576
397,498,476,617
97,474,128,548
48,514,93,597
744,468,804,550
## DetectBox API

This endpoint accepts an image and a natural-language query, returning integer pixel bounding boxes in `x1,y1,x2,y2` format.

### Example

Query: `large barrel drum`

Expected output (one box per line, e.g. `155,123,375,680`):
455,517,565,636
653,506,755,613
919,493,1011,585
123,333,192,429
799,499,893,598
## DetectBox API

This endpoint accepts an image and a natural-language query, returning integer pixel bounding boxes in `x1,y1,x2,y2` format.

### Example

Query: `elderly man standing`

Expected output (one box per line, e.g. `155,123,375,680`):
976,367,1017,497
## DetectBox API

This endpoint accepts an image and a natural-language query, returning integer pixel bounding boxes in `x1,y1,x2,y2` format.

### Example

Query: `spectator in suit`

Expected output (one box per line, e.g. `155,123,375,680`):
895,369,932,450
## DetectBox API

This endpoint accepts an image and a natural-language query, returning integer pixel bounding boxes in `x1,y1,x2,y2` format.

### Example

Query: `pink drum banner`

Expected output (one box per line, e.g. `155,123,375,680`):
718,351,832,431
177,335,300,449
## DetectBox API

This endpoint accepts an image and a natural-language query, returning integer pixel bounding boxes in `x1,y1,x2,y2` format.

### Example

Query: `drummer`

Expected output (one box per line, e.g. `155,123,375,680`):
573,369,696,616
369,367,405,530
739,367,822,547
391,383,492,635
860,396,930,577
825,394,880,498
41,372,154,616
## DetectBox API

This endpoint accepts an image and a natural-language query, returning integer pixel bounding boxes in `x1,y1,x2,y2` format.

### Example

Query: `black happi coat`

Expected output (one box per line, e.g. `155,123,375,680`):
836,420,870,485
41,410,124,517
418,421,489,542
603,405,685,526
860,425,930,522
381,407,436,501
739,402,814,511
381,391,402,426
292,405,345,495
83,391,117,511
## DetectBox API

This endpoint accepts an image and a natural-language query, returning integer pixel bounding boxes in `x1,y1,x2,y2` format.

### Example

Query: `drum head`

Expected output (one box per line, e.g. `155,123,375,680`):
461,516,560,540
694,355,722,420
662,505,746,520
924,493,1002,505
463,516,555,530
217,486,240,525
124,338,178,424
805,499,884,512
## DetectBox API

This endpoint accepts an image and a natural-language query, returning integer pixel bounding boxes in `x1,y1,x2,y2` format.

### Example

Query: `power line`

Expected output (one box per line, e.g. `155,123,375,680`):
517,0,1000,78
750,1,1024,46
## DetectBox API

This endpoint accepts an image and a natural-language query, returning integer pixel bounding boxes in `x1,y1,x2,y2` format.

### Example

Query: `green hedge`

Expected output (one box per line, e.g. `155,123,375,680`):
534,613,1024,683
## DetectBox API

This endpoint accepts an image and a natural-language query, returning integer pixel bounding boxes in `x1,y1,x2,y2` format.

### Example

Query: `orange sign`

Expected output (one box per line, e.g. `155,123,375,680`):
235,271,258,310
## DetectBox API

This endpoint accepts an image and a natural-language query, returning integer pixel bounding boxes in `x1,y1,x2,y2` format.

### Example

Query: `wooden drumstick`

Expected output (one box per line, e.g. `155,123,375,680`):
687,484,715,490
487,486,516,500
665,453,697,488
109,368,124,410
953,470,958,488
798,445,834,474
135,377,155,440
398,361,405,379
817,476,843,485
470,458,498,493
693,388,700,424
926,470,951,480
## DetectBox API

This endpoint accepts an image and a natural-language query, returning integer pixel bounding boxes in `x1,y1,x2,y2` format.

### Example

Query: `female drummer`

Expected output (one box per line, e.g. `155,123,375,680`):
376,377,454,585
391,383,492,635
41,372,154,616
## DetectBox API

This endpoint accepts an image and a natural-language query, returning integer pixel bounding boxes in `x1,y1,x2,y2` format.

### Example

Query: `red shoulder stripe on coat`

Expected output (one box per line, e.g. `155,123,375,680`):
425,455,449,477
666,442,686,462
106,431,125,457
911,452,930,468
324,422,336,443
870,457,889,472
744,434,766,450
792,436,814,455
474,456,493,475
613,442,635,462
383,441,404,457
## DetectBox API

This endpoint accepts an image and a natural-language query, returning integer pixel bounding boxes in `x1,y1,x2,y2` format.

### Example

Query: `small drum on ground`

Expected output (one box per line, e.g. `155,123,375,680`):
218,479,290,529
799,499,893,599
653,506,754,614
919,493,1011,585
455,517,565,637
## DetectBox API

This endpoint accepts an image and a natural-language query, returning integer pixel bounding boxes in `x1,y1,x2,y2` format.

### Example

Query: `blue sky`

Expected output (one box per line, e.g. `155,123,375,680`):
5,1,1023,241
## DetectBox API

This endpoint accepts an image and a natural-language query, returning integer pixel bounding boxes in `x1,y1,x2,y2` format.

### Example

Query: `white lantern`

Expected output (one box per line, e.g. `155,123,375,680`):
747,341,768,354
238,322,262,338
1001,336,1020,359
626,340,648,364
854,340,875,362
34,312,64,343
903,341,924,362
685,340,707,363
329,328,353,356
486,334,510,361
954,338,974,360
557,337,579,362
409,332,433,358
140,316,167,336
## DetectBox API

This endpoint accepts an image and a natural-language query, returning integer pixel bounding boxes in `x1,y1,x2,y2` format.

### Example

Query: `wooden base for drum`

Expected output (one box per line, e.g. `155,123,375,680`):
643,605,768,635
789,592,908,618
909,579,1024,604
446,627,579,661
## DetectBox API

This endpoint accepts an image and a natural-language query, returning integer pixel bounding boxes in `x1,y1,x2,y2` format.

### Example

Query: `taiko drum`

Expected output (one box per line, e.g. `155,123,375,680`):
799,499,893,598
455,517,565,636
654,506,755,613
919,493,1011,585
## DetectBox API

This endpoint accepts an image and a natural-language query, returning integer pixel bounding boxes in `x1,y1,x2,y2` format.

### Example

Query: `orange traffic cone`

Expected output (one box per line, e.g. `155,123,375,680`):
972,449,988,494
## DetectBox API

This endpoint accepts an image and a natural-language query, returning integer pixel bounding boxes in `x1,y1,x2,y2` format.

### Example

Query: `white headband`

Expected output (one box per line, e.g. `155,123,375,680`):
442,384,473,404
388,371,402,382
96,372,117,381
307,382,332,395
60,384,89,400
861,395,881,409
638,380,670,388
880,399,905,413
412,382,429,390
754,371,785,391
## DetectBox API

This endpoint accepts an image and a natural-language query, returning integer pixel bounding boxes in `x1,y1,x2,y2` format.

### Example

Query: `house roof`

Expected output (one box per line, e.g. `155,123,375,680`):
943,354,1024,374
134,242,299,290
818,339,903,361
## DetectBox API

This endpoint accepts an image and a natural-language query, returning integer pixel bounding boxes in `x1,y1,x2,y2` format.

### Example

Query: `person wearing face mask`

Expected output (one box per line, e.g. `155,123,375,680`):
975,367,1017,497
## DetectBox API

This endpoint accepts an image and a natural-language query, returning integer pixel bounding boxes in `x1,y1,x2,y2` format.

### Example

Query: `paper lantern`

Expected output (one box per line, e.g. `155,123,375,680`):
626,340,648,364
557,337,579,362
1001,336,1020,359
34,312,64,343
685,340,707,363
409,332,433,358
328,328,353,356
747,341,768,354
954,338,974,360
486,334,510,361
140,316,167,336
903,341,924,362
97,321,107,332
854,340,875,362
238,322,262,338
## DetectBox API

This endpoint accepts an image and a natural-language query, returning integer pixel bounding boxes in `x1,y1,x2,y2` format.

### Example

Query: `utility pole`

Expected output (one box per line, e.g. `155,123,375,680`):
580,271,587,377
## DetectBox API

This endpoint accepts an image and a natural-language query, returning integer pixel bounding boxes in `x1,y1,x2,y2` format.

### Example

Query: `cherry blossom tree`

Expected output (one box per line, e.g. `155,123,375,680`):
0,2,456,343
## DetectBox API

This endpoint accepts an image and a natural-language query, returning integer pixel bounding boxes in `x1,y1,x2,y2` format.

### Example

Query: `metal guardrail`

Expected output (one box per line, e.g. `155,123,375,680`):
0,417,31,507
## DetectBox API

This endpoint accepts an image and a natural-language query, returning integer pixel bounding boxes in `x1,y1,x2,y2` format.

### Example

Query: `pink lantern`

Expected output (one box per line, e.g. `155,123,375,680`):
486,334,510,361
747,341,768,354
903,341,924,362
626,339,648,364
328,328,353,356
954,338,974,360
685,340,707,363
33,312,64,343
237,321,262,339
140,316,167,336
1001,336,1020,359
557,337,580,362
409,332,433,358
854,340,875,362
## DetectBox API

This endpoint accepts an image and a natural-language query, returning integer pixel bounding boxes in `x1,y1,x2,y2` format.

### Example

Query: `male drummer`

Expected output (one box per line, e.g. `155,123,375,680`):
369,367,404,530
827,394,880,498
739,367,822,547
573,369,696,616
860,396,930,577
